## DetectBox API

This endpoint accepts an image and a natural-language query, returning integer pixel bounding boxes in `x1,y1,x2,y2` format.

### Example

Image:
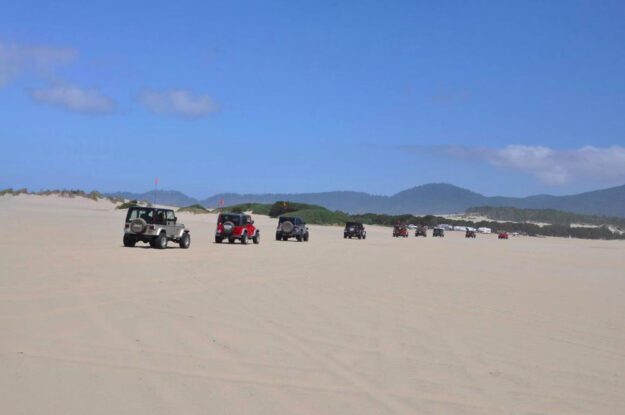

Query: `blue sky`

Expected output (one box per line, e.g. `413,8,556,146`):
1,0,624,198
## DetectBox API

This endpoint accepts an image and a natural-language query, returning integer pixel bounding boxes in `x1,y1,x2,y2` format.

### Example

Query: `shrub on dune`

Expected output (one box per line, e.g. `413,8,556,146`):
177,204,210,214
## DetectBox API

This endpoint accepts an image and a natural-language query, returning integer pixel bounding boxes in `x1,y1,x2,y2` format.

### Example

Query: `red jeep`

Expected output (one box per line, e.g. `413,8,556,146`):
498,232,509,240
215,213,260,244
393,224,409,238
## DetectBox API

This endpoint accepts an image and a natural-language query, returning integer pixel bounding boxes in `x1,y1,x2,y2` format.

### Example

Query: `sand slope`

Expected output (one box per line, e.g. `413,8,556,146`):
1,194,624,414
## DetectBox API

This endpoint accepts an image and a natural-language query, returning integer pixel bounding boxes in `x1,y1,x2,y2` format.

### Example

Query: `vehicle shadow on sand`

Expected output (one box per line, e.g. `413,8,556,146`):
120,245,186,250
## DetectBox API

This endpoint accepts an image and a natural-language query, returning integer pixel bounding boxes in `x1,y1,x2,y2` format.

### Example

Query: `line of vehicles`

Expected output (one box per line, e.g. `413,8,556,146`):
123,207,311,249
393,224,450,238
122,206,512,249
393,223,513,239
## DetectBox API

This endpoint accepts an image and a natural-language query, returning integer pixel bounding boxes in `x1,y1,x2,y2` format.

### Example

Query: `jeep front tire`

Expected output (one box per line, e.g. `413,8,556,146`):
179,232,190,249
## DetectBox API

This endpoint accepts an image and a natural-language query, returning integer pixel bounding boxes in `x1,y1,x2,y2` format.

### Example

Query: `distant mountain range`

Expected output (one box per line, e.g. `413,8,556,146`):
106,183,625,217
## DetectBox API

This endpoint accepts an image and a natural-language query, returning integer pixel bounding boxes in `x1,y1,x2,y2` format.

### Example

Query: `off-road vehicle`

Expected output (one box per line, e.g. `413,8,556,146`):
393,224,409,238
465,230,476,238
415,225,427,237
276,216,309,242
215,212,260,244
433,227,445,237
344,222,366,239
498,232,509,240
123,207,190,249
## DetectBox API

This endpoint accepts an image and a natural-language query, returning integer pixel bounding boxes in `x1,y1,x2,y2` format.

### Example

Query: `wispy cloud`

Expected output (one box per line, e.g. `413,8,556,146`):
0,42,77,87
138,89,218,119
400,144,625,185
29,85,116,114
486,145,625,184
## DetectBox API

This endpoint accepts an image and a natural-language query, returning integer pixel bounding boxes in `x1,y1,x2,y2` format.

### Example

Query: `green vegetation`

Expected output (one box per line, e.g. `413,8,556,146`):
223,203,273,215
467,206,625,228
1,188,123,205
87,190,101,201
178,204,210,214
268,201,332,218
107,196,125,204
1,187,28,196
116,200,141,210
32,189,105,200
286,208,350,225
221,201,349,225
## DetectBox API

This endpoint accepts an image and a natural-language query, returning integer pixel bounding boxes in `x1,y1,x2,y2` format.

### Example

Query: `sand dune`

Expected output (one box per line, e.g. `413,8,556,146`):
1,194,624,414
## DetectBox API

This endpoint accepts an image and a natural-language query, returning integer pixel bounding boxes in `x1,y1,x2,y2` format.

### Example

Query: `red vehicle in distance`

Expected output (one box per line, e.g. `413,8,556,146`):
393,223,409,238
215,213,260,244
498,232,509,240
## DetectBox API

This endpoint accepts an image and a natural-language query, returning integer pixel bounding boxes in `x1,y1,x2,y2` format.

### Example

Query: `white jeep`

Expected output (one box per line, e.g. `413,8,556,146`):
123,206,190,249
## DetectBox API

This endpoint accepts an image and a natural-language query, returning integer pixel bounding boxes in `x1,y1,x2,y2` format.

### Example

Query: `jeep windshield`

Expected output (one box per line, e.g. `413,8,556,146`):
279,217,297,224
345,222,361,228
126,207,155,223
219,214,242,225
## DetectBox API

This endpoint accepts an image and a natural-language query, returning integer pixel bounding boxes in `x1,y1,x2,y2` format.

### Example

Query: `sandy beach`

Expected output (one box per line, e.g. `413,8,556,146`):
1,194,624,414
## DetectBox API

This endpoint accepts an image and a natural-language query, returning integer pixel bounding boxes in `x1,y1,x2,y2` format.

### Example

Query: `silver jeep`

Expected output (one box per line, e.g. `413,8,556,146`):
275,216,309,242
123,207,190,249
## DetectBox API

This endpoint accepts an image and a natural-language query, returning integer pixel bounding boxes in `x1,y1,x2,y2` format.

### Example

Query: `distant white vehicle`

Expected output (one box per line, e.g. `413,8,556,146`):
466,227,477,232
477,227,492,234
407,224,417,230
453,226,467,232
438,224,453,230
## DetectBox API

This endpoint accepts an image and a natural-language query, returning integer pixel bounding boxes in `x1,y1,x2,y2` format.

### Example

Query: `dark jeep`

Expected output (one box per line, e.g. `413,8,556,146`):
415,225,428,237
465,230,477,238
432,228,445,237
276,216,309,242
123,207,190,249
344,222,366,239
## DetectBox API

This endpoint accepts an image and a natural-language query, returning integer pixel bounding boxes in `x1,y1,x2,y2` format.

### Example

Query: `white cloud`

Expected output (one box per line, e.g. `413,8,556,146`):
29,85,116,114
138,89,217,119
441,144,625,185
0,42,77,87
